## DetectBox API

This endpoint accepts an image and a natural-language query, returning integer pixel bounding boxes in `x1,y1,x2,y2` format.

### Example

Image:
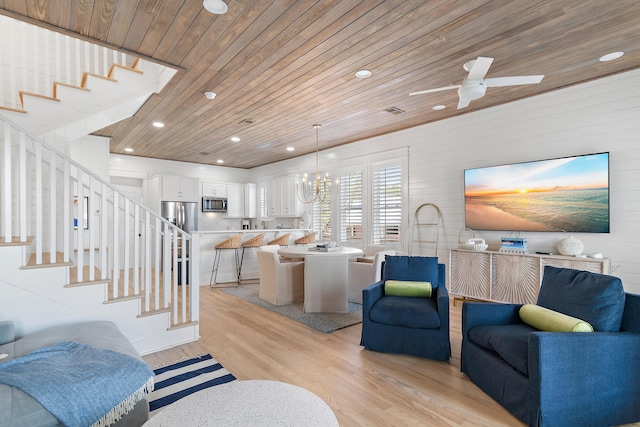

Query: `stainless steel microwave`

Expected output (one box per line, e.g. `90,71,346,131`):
202,197,227,212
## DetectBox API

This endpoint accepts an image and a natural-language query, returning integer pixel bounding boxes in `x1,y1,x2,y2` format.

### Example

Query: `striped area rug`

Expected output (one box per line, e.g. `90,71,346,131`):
148,354,236,416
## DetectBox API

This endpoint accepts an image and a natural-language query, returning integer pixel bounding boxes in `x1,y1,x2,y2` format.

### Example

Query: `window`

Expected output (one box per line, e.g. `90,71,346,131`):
339,171,363,242
372,164,402,244
312,180,332,241
258,182,268,218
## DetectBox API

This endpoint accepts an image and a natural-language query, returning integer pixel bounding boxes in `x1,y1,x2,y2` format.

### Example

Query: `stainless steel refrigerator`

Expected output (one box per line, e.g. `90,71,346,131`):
161,201,198,233
161,201,198,284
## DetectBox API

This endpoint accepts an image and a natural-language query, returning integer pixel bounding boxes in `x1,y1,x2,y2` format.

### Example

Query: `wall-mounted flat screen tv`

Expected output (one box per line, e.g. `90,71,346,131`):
464,152,609,233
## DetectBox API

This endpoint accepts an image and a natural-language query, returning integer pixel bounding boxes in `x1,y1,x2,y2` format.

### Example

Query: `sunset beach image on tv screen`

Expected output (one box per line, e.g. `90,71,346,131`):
464,152,609,233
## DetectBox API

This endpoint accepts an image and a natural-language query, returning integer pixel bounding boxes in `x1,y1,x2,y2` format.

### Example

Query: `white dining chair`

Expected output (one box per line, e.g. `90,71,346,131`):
303,255,349,313
347,250,395,303
257,245,304,306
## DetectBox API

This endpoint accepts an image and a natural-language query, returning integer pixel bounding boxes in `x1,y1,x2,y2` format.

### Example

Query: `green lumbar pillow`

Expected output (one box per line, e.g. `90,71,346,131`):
519,304,594,332
385,280,432,298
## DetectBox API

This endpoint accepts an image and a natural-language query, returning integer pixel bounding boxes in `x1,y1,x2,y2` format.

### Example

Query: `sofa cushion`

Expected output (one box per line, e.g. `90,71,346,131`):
468,324,536,376
383,256,439,288
537,266,625,332
519,304,593,332
369,296,440,329
385,280,432,298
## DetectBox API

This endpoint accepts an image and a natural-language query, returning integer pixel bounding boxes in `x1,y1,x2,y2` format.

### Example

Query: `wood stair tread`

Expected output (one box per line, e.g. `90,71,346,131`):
0,105,27,114
108,63,143,78
0,236,34,246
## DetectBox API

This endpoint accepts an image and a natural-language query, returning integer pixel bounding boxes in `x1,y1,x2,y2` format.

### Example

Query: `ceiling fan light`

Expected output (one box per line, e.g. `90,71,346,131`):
458,80,487,101
203,0,228,14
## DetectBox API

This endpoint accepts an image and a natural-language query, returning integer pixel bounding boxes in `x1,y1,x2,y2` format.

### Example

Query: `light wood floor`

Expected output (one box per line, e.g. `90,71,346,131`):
143,287,523,426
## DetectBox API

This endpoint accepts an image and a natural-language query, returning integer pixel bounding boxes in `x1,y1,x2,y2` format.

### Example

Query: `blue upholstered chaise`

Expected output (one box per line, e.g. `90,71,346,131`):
461,266,640,427
361,256,450,361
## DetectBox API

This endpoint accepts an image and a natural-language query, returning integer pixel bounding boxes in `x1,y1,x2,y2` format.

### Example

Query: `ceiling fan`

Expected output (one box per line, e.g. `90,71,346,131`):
409,57,544,109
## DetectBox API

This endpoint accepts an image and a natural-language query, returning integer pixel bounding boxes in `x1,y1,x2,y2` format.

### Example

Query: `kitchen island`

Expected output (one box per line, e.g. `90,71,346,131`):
196,229,313,286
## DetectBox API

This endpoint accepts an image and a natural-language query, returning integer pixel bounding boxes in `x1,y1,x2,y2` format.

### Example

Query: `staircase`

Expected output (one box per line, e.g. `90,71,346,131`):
0,16,197,355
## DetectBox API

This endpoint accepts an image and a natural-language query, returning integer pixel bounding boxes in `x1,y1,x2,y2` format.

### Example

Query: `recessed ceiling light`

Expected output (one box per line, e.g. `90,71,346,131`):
432,105,446,110
230,136,241,142
152,121,165,128
286,147,295,152
203,0,228,14
216,159,224,164
355,69,372,79
204,91,216,100
599,51,624,62
124,148,134,153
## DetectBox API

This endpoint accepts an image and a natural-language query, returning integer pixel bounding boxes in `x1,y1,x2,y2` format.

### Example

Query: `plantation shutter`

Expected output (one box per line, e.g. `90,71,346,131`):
339,171,363,242
372,165,402,244
258,182,268,218
312,180,332,240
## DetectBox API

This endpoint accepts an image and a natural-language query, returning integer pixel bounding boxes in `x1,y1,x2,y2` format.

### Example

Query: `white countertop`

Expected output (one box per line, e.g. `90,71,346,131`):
197,228,311,234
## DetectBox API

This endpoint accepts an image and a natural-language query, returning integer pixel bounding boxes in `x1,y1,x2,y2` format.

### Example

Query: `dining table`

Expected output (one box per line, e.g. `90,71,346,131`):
278,246,364,313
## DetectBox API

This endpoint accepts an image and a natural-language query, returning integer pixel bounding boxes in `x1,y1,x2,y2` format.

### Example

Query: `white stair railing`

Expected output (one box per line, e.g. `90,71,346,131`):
0,14,134,110
0,115,199,327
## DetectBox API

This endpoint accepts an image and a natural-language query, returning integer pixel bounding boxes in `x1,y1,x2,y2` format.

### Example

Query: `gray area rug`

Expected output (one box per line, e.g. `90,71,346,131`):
221,283,362,333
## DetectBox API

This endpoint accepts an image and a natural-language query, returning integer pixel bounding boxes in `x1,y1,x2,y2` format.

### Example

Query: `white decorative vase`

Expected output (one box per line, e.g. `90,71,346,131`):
557,236,584,256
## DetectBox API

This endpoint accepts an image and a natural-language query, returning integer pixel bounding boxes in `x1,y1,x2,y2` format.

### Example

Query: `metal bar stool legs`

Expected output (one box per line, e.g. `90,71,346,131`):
237,233,265,283
209,233,242,286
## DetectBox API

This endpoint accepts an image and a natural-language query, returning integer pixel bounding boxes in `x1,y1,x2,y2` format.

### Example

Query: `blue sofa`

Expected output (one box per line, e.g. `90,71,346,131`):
361,256,450,361
461,266,640,427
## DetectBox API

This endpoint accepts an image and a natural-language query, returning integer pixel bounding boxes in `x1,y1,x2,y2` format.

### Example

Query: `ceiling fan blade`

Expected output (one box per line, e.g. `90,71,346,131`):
485,75,544,87
457,96,471,109
467,57,494,80
409,85,460,96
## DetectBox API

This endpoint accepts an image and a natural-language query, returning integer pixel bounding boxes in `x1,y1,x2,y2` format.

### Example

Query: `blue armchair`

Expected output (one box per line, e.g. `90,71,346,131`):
461,266,640,427
361,256,450,361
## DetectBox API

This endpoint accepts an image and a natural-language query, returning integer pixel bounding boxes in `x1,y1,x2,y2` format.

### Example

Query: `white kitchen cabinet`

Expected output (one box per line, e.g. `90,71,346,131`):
244,183,257,218
201,182,227,198
264,176,302,217
226,183,244,218
161,175,199,202
226,183,258,218
449,249,611,304
147,175,199,204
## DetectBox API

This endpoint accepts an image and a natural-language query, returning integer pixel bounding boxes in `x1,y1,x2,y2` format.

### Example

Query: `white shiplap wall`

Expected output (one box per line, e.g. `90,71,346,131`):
250,69,640,294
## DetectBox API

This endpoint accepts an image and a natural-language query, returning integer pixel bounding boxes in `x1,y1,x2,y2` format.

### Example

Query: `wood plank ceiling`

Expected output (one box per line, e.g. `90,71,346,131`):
1,1,639,169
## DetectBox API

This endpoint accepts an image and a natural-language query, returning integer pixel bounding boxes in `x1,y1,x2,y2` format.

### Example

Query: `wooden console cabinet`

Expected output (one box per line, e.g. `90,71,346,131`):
449,249,610,304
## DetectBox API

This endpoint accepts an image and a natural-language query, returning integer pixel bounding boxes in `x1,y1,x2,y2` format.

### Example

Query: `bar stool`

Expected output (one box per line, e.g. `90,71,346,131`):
238,233,265,283
294,231,316,246
267,233,291,247
209,233,242,286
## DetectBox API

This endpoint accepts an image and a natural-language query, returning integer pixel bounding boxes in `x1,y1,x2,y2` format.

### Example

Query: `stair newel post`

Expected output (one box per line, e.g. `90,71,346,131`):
88,176,96,281
189,232,200,323
49,148,57,261
2,123,11,242
63,158,71,262
35,142,42,264
144,210,151,313
162,222,171,309
123,198,130,297
133,204,140,295
112,191,120,298
154,216,161,310
172,227,179,323
75,168,84,281
19,132,27,242
100,182,108,279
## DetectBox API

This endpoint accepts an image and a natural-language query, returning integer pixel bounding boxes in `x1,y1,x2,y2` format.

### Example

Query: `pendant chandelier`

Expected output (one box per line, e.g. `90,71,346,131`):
297,124,338,205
